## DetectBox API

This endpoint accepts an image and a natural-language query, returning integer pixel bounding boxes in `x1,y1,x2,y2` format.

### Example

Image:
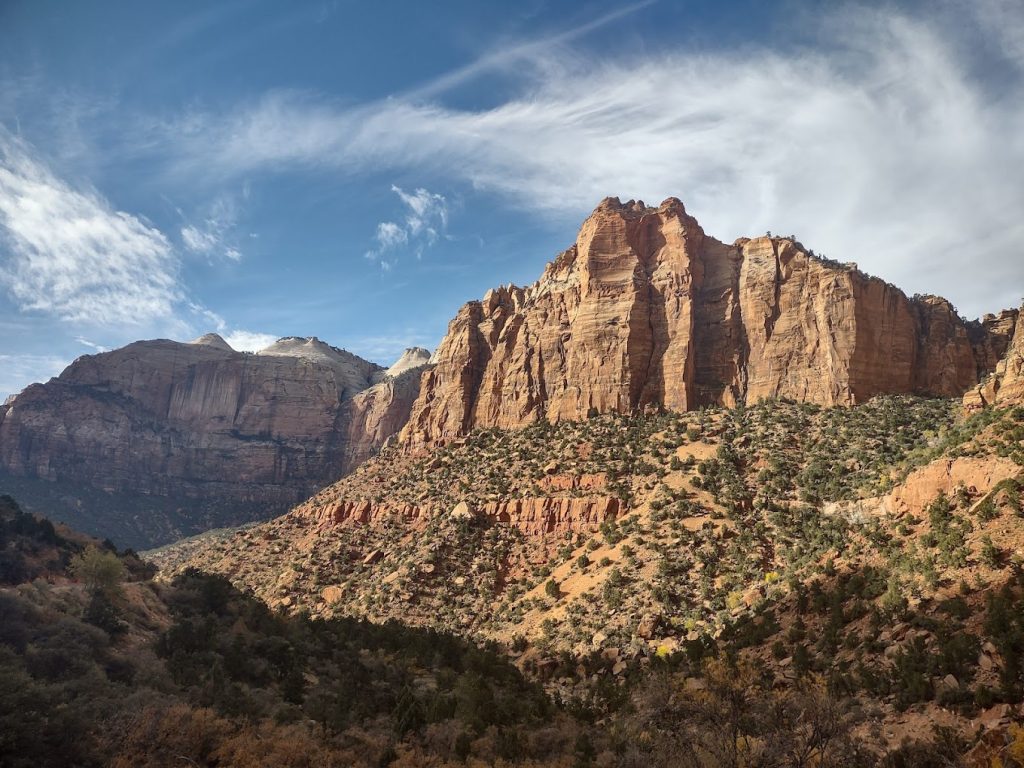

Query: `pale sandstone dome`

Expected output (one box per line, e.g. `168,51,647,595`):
257,336,385,396
189,332,235,351
385,347,432,378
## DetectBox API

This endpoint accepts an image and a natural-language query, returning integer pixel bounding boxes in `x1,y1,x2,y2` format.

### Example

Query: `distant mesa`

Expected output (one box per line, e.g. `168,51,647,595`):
0,334,432,548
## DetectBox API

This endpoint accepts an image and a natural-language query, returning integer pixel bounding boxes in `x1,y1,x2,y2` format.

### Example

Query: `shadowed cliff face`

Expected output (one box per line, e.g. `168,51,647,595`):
402,197,998,446
0,335,429,546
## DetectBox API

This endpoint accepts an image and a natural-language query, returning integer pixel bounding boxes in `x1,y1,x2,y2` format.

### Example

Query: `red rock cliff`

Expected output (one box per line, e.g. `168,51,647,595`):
403,197,991,446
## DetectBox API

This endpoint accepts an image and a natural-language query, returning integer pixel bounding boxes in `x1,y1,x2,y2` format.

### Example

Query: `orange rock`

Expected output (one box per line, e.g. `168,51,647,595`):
965,306,1024,408
402,197,994,447
306,494,621,538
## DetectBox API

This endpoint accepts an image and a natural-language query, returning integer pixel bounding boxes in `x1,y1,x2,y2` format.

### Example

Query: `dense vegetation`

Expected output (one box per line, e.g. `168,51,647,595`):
0,512,569,766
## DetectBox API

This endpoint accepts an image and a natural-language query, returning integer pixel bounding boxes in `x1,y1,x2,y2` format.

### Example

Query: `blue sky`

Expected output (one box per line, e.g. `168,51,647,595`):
1,1,1022,397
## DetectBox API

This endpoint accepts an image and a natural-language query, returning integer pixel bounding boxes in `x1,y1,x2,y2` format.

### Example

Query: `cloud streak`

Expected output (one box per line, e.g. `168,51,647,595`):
169,3,1024,317
0,130,183,325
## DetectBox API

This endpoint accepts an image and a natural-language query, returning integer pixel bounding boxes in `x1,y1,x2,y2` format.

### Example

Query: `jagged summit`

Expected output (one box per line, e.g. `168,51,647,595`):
399,195,1013,446
592,195,687,218
189,332,234,351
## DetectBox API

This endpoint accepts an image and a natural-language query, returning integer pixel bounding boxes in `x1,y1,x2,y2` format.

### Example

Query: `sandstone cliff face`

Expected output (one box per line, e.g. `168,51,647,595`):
0,335,428,545
403,198,992,446
965,308,1024,408
340,361,429,471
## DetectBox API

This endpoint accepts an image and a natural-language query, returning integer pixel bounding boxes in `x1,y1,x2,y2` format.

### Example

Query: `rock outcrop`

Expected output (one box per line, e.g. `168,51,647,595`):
965,307,1024,408
0,335,429,545
306,495,622,537
403,198,998,445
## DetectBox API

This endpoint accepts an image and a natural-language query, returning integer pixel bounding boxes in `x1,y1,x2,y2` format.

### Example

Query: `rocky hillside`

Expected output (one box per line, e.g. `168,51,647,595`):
402,197,1011,446
0,335,430,548
156,389,1024,760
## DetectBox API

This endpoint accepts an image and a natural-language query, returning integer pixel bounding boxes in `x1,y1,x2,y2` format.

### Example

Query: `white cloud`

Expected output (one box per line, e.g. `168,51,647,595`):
74,336,107,353
375,221,407,249
222,329,277,352
364,185,449,270
0,130,183,325
179,195,242,261
181,224,218,252
391,185,448,239
172,4,1024,317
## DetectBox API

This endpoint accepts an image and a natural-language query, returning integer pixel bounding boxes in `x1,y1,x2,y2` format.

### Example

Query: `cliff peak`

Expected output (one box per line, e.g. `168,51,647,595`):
400,195,1002,446
189,332,234,351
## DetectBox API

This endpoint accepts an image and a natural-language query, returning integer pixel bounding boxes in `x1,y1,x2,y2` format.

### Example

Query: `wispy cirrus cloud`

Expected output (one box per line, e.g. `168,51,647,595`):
180,194,243,262
0,129,182,326
74,336,108,353
166,2,1024,317
364,185,449,270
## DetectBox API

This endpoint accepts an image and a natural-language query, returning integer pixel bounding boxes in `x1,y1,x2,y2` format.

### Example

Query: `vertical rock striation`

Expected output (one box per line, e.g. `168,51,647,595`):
403,197,996,446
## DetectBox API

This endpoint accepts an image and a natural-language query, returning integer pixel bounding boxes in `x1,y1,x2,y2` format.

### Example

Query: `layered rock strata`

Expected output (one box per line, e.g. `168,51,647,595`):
306,496,622,537
403,197,996,446
0,335,429,543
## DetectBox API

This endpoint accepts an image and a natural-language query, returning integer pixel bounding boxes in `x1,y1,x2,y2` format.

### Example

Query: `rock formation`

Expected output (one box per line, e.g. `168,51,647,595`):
402,197,999,446
305,495,621,538
965,307,1024,408
0,335,429,546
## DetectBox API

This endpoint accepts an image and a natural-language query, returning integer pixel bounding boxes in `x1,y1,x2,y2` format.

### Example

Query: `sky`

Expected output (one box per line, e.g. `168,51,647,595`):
0,0,1022,398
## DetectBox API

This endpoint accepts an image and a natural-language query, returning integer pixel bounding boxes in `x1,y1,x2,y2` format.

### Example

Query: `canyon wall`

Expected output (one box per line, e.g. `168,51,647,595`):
965,307,1024,408
0,335,428,545
403,197,995,446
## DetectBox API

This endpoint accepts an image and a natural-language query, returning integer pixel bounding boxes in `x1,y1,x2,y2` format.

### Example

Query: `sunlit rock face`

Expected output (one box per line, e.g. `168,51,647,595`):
403,197,991,446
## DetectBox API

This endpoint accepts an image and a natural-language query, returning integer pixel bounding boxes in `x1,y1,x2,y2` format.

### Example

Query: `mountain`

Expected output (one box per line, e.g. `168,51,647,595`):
966,308,1024,409
0,196,1015,551
0,335,429,548
143,197,1024,761
402,197,1008,446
